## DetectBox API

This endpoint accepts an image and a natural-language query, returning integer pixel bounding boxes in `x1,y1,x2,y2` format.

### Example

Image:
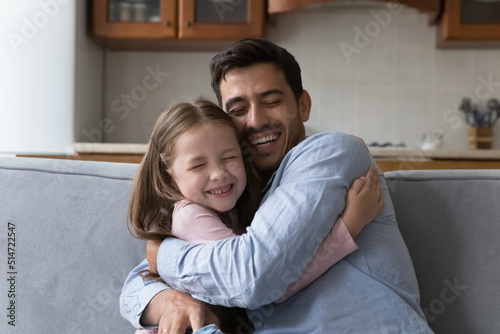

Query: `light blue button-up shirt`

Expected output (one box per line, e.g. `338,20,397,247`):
121,132,433,333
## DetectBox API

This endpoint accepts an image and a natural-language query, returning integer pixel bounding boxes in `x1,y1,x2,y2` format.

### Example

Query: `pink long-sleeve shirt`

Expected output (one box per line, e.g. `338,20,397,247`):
171,200,358,303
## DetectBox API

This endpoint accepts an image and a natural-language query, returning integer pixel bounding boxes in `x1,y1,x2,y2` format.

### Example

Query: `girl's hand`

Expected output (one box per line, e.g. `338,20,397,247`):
341,167,384,238
146,239,162,275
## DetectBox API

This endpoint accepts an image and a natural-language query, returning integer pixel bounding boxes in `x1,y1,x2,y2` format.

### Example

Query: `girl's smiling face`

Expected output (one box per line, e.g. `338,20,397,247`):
167,122,247,212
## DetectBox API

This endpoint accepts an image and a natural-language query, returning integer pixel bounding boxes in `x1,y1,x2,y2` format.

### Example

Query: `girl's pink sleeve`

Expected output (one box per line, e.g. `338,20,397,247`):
274,216,358,303
171,201,238,244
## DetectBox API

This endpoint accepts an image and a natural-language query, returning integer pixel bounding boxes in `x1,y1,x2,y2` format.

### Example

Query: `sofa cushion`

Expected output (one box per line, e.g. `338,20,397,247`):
386,169,500,334
1,157,498,333
0,157,144,332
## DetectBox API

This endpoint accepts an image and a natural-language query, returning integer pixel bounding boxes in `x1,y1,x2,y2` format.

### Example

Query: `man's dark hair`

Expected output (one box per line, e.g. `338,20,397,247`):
210,38,303,106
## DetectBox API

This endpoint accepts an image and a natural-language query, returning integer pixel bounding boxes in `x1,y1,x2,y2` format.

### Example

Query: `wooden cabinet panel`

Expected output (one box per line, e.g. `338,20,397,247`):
92,0,266,50
437,0,500,48
93,0,176,44
376,160,500,172
179,0,265,40
268,0,441,14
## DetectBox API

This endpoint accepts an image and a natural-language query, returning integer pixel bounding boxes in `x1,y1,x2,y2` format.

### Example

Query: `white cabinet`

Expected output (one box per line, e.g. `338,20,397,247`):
0,0,77,154
0,0,104,154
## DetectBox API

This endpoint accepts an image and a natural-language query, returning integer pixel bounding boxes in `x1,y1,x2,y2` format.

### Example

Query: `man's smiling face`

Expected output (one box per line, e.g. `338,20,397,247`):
220,63,311,174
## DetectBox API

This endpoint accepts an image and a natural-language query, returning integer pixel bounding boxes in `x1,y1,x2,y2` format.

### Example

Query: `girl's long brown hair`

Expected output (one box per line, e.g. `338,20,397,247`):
128,99,262,244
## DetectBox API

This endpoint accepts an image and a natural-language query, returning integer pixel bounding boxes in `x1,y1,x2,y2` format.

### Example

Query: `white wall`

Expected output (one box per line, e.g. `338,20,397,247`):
270,6,500,150
74,0,105,144
102,5,500,150
102,51,217,143
0,0,77,154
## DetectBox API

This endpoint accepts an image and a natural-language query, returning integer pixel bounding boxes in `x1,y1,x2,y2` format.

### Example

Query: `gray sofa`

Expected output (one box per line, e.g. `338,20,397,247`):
0,157,498,333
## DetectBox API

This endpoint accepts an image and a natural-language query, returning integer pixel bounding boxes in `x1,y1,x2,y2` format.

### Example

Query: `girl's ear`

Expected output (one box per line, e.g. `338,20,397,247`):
165,168,178,186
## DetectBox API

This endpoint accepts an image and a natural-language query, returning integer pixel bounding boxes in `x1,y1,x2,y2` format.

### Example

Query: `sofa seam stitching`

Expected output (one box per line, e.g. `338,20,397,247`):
0,166,132,181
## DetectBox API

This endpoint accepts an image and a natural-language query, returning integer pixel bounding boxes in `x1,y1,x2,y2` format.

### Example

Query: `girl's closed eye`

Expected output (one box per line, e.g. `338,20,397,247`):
190,163,205,170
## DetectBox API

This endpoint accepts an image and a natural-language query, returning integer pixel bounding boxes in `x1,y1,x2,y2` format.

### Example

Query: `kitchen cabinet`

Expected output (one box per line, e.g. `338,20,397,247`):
92,0,266,50
268,0,441,14
437,0,500,48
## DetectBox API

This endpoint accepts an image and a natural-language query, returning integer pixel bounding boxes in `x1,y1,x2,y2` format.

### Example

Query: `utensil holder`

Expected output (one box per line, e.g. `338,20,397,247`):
468,127,493,149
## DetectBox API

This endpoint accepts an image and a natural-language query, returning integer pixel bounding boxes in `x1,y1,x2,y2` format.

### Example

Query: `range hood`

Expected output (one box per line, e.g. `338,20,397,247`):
268,0,441,14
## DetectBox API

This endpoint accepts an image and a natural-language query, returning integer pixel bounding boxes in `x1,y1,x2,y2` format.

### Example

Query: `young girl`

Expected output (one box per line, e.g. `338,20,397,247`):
128,100,384,333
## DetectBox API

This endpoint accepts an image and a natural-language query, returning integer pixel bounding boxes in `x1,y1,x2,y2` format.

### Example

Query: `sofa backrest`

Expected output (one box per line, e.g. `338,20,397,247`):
1,157,498,333
386,169,500,334
0,157,144,333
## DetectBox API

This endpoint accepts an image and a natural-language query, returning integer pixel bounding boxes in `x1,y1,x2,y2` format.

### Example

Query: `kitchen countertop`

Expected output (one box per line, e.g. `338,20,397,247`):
74,142,500,160
75,142,148,154
367,148,500,160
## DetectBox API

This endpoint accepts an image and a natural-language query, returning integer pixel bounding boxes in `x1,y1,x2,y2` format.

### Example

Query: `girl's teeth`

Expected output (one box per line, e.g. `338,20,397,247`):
211,185,231,194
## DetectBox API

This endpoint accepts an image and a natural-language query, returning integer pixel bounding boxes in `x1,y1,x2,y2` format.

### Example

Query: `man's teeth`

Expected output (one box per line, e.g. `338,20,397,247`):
251,134,278,145
210,185,231,194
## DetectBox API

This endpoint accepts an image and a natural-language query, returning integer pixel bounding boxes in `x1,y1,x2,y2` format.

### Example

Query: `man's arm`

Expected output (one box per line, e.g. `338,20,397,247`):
119,259,170,328
122,202,238,330
273,215,357,303
120,258,220,331
150,196,368,304
156,132,373,310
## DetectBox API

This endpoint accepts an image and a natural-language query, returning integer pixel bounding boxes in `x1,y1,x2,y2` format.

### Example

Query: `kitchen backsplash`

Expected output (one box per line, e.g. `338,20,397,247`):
101,6,500,150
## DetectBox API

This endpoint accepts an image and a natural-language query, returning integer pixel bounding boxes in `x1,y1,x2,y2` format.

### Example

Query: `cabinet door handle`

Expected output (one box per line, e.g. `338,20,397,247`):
162,20,170,26
184,21,192,27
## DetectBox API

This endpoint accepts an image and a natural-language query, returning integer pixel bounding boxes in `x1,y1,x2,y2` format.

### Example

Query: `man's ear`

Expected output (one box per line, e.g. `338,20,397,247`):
299,90,312,122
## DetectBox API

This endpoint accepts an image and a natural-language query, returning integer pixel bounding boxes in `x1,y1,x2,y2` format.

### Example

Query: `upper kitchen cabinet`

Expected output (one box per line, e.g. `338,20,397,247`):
268,0,441,14
92,0,266,50
92,0,177,48
178,0,265,39
437,0,500,48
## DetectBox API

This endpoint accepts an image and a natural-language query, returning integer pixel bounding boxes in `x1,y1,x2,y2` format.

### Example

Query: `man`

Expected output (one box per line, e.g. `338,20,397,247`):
121,39,433,334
